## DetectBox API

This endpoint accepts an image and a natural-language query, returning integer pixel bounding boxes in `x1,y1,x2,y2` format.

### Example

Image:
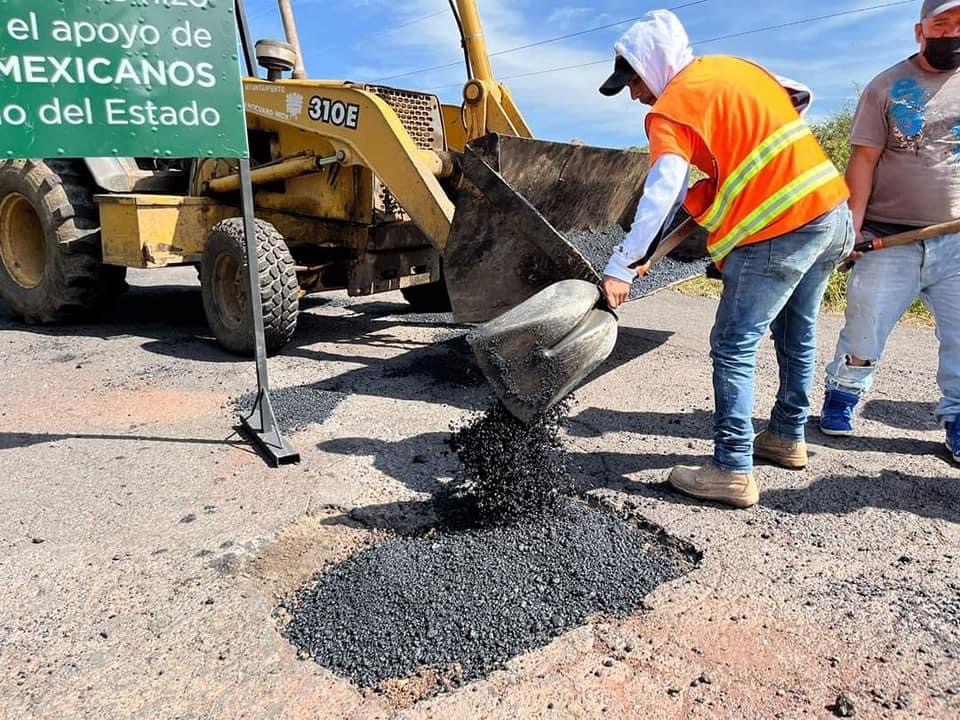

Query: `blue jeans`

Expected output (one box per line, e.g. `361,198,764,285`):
711,205,854,473
825,230,960,426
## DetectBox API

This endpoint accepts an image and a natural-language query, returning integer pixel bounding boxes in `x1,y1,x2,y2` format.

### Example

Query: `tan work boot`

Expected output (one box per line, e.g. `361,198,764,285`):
754,430,807,469
667,464,759,508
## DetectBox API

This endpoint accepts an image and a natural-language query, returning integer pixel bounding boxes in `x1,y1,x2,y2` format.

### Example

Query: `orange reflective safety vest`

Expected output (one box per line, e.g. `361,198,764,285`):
646,56,849,264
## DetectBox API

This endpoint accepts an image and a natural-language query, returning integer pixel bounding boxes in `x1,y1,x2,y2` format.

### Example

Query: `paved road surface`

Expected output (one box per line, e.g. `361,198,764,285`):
1,268,957,719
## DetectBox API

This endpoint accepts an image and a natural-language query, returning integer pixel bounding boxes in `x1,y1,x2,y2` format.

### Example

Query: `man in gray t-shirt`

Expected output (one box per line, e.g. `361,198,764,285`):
852,54,960,228
820,0,960,464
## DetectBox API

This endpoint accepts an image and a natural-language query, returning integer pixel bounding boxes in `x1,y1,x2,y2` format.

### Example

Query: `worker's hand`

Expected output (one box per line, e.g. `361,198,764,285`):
844,230,867,264
602,275,633,310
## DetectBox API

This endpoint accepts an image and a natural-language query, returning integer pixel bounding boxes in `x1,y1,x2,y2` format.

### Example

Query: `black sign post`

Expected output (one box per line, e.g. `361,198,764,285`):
236,158,300,466
233,0,300,466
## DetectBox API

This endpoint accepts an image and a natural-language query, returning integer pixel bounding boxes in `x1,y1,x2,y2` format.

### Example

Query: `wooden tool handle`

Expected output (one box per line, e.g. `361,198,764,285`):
854,217,960,253
628,216,698,271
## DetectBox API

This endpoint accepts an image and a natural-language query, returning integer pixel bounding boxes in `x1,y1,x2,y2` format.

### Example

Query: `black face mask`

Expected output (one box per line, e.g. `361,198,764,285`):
923,36,960,71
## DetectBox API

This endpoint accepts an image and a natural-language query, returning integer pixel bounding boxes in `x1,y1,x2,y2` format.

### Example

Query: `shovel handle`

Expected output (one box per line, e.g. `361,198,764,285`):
628,216,699,272
867,218,960,250
842,217,960,272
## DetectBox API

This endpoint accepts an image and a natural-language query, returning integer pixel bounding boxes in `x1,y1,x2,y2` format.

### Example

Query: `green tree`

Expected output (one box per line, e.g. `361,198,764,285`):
810,104,855,170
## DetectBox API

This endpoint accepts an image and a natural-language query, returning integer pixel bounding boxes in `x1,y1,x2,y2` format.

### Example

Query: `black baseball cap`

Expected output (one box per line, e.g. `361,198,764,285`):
599,55,638,96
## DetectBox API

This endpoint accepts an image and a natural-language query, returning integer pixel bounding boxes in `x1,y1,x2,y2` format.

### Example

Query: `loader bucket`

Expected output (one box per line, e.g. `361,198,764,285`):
467,279,618,423
443,134,652,323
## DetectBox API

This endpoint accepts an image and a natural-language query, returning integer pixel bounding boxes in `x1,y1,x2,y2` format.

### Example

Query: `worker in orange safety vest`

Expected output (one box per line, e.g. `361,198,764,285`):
599,9,852,508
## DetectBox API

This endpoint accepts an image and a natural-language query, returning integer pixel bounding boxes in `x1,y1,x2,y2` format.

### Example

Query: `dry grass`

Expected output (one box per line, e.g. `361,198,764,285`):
674,274,723,300
674,271,934,326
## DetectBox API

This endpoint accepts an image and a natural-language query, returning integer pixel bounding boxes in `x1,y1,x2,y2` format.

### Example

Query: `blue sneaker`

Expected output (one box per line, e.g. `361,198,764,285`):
820,388,860,436
947,422,960,464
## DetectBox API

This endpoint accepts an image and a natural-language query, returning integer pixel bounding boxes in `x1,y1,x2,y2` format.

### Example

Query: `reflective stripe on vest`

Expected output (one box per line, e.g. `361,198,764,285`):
699,118,811,232
709,160,841,262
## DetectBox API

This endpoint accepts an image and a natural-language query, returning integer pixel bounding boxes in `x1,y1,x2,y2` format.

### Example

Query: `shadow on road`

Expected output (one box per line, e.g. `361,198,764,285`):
572,406,950,463
132,295,468,365
295,326,674,412
569,407,764,445
569,407,716,440
0,282,207,335
224,315,673,419
4,274,678,416
0,430,251,452
593,328,674,376
316,432,453,496
764,470,960,523
0,280,468,364
566,444,714,506
860,399,939,430
321,499,439,536
299,336,488,412
813,430,946,457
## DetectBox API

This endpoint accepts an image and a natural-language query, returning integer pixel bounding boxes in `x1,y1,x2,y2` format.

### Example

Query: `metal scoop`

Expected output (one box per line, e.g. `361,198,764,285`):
443,134,652,322
467,279,618,423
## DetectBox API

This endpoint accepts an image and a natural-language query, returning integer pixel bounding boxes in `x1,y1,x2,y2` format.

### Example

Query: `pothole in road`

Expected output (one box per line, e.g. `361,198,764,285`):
277,496,699,701
244,399,700,704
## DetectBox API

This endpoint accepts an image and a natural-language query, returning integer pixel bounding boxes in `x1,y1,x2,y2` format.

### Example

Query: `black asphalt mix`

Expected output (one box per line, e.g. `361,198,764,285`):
567,225,710,300
437,400,576,525
284,232,707,690
284,498,696,688
285,399,697,689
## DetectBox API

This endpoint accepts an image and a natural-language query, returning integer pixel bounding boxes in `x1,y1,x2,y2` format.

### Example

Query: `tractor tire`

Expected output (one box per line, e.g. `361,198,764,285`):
0,159,126,323
401,278,452,313
200,218,299,355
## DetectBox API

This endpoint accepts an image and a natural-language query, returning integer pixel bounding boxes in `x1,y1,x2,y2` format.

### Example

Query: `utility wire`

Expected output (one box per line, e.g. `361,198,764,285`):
484,0,710,58
246,1,277,23
693,0,914,45
312,8,451,57
425,0,915,91
378,0,710,83
390,8,448,31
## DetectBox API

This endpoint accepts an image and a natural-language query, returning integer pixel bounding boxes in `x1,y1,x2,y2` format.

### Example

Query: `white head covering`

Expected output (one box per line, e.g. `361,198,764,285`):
772,74,814,116
614,10,695,97
612,10,815,114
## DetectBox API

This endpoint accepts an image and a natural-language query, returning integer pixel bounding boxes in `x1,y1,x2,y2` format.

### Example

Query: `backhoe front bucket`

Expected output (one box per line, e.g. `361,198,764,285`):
443,134,652,323
468,279,618,423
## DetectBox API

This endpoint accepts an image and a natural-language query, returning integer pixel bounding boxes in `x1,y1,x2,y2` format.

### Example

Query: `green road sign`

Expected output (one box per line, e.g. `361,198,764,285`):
0,0,248,159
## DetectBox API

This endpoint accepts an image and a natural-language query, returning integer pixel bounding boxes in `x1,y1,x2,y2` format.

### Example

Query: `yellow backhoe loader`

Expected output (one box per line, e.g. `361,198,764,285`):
0,0,671,355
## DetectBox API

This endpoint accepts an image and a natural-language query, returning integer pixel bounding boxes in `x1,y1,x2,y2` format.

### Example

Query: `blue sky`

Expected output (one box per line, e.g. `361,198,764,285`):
243,0,923,148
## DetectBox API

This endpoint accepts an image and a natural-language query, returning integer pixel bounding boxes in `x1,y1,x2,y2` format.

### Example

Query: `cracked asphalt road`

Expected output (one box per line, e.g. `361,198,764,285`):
0,268,957,719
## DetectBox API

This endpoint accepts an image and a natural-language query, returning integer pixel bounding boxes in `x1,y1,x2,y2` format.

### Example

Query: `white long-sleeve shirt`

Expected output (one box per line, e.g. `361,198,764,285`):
603,153,690,282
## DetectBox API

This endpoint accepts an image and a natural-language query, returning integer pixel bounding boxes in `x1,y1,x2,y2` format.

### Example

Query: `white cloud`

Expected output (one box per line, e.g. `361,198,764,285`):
545,7,595,26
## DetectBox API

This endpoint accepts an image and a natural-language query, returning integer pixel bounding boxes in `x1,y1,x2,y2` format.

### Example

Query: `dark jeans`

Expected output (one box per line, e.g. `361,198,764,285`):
710,205,854,473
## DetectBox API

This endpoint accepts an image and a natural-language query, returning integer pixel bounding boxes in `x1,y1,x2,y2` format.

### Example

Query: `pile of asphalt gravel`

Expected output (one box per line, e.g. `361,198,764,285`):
234,387,344,432
284,499,692,688
567,225,709,300
435,400,575,526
